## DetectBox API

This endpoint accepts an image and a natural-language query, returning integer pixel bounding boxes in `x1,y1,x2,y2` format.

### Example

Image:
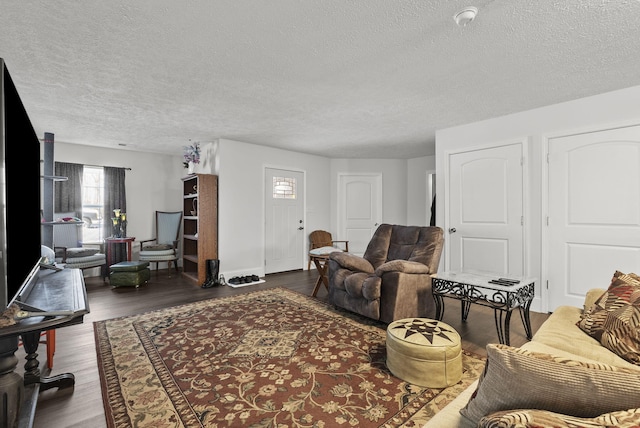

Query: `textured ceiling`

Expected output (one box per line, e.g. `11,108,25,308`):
1,0,640,159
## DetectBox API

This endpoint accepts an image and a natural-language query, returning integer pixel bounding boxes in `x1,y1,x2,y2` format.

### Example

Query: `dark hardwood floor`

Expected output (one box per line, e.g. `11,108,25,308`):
21,269,549,428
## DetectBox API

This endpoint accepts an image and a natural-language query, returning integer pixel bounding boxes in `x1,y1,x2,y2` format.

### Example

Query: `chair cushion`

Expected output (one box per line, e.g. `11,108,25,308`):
60,253,106,269
141,244,172,251
139,249,175,257
362,224,444,273
66,248,100,258
309,246,342,256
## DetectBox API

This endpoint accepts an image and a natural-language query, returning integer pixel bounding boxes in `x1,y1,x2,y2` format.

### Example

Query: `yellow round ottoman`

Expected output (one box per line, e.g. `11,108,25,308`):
386,318,462,388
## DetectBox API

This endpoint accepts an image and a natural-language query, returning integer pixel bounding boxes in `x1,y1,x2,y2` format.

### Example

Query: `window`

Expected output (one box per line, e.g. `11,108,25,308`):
82,166,104,242
272,176,296,199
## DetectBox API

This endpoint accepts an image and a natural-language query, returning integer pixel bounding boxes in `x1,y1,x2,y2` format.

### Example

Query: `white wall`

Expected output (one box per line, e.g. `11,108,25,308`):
216,146,436,278
52,139,438,280
328,157,435,232
435,84,640,310
215,138,331,279
53,142,184,261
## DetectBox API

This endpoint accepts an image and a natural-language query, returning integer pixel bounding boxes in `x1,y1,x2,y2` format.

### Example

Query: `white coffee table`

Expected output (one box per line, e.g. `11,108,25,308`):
431,271,536,345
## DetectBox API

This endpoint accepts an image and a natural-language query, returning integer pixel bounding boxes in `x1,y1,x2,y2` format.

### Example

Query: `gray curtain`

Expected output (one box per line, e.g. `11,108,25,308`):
104,167,128,263
54,162,83,216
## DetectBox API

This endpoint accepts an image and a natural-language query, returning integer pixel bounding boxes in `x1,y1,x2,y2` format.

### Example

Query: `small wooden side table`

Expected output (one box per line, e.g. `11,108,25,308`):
105,237,136,268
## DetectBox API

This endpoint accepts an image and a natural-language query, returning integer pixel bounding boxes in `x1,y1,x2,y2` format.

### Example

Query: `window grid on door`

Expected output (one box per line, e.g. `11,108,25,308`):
272,177,296,199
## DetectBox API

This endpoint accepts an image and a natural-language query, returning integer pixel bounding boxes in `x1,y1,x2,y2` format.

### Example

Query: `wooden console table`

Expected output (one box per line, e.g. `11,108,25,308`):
0,266,89,427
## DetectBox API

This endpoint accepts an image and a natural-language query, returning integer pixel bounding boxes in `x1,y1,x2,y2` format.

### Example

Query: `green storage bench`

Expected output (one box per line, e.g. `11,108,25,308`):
110,261,150,288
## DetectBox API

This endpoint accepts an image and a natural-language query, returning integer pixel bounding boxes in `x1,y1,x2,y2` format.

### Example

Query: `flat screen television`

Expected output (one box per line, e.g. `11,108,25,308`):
0,58,42,310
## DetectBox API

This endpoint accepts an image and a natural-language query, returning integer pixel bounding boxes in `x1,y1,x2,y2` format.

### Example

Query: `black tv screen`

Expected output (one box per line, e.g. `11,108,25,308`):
0,59,42,309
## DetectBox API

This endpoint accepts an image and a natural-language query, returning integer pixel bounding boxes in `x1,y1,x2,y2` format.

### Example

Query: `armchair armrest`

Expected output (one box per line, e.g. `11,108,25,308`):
374,260,431,276
331,240,349,252
54,246,69,262
329,251,374,273
80,241,105,252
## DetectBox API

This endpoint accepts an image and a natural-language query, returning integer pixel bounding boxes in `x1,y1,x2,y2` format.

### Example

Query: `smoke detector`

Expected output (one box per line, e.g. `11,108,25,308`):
454,6,478,27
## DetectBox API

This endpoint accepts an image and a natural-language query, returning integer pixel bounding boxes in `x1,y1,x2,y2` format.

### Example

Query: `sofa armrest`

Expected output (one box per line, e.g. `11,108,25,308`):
329,251,374,273
374,260,431,276
584,288,606,311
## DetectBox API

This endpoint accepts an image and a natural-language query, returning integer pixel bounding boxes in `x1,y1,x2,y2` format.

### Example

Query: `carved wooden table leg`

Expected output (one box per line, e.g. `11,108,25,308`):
0,336,23,428
21,331,75,391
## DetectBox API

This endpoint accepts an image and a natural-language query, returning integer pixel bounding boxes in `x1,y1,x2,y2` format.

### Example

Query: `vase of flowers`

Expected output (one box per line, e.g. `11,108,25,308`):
183,141,201,174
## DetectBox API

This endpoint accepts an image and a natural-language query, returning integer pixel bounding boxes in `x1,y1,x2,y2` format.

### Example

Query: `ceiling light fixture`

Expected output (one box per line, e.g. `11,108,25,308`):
454,6,478,27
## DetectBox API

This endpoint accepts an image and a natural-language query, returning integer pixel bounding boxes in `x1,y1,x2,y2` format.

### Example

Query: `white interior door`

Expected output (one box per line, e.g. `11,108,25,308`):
265,168,305,274
447,143,524,275
338,174,382,256
548,126,640,310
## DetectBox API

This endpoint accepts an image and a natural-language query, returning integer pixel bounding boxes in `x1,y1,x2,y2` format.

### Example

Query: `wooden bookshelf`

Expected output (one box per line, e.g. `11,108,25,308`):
181,173,218,284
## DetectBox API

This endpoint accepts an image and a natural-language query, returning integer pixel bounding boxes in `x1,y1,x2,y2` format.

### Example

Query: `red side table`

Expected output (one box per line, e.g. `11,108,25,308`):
105,237,136,267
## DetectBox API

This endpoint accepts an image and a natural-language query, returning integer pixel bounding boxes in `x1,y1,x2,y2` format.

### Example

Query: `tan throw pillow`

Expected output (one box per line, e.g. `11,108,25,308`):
479,407,640,428
459,344,640,425
577,270,640,365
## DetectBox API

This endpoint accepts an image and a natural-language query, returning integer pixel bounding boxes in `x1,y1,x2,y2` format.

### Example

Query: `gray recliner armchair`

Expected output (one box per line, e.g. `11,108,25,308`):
328,224,444,324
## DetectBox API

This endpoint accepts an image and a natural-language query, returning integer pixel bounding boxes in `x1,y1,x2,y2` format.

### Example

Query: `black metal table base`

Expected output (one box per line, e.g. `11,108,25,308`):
433,278,535,346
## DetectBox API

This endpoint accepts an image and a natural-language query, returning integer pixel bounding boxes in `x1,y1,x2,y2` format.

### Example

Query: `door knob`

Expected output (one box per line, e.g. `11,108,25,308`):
298,227,304,230
449,227,457,233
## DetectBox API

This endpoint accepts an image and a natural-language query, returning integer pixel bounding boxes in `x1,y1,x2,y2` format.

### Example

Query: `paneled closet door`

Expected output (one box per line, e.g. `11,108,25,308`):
547,126,640,310
447,143,524,276
337,174,382,257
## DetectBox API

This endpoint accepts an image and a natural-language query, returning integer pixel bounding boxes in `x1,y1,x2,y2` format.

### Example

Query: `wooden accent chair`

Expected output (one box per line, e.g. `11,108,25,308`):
328,224,444,324
308,230,349,269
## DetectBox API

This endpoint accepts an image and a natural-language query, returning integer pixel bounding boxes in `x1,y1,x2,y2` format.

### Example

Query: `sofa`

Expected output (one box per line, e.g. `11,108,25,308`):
426,271,640,427
328,224,443,324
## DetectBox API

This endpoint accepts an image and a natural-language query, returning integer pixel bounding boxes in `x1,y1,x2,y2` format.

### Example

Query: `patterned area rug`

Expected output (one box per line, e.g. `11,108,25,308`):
94,287,485,427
